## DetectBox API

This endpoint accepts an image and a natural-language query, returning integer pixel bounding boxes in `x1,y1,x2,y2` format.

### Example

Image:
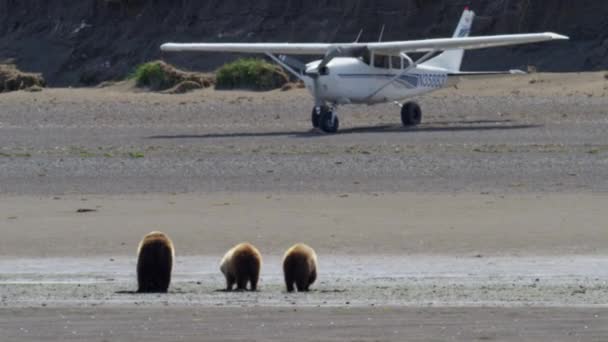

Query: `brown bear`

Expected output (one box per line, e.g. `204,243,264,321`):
282,243,317,292
220,242,262,291
136,231,174,293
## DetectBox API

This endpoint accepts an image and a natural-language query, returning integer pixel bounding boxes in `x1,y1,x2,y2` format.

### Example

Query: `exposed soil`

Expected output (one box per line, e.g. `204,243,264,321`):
0,64,45,92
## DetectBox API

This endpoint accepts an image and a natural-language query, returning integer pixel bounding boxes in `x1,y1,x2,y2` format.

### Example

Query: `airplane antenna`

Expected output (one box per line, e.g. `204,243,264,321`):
378,24,385,42
354,29,364,43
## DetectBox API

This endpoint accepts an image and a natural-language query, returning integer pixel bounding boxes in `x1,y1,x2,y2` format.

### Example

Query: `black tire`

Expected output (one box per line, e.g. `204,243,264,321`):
311,106,322,128
319,108,339,133
401,102,422,126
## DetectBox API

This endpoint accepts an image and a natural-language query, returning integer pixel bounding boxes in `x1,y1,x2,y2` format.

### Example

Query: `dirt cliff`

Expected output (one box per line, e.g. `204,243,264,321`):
0,0,605,86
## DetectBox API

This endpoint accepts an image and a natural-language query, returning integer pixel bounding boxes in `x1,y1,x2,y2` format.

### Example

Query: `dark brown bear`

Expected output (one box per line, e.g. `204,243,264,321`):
136,231,174,293
282,243,317,292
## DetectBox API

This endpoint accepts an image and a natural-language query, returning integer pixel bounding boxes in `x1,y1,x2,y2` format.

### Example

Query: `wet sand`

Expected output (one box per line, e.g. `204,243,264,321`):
1,254,607,308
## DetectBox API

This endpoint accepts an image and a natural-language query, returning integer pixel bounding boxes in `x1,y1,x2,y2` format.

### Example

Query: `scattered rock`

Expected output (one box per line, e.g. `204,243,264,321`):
280,81,305,91
571,286,587,295
281,82,296,91
162,80,203,94
25,85,43,92
97,81,115,88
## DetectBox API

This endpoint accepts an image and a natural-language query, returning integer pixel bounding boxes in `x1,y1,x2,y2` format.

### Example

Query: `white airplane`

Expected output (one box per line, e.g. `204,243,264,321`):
161,8,568,133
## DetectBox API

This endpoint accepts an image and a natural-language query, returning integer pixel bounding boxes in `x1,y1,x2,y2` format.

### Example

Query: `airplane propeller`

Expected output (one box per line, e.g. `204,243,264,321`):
305,45,369,106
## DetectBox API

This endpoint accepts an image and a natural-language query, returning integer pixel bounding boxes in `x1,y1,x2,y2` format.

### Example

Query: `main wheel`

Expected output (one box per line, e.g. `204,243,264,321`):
401,102,422,126
319,108,339,133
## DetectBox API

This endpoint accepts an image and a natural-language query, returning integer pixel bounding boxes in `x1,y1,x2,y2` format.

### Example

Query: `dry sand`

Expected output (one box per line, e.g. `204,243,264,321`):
2,307,607,342
1,193,607,257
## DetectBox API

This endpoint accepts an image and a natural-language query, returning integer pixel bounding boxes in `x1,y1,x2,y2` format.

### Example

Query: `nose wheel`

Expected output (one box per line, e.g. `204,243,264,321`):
312,106,339,133
401,101,422,126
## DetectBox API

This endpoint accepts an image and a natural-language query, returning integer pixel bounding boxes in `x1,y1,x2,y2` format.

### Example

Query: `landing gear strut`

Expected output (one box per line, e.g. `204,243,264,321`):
401,101,422,126
312,105,339,133
311,106,322,128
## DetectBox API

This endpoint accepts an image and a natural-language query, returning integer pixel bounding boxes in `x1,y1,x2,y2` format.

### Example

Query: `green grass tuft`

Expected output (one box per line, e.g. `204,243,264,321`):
128,151,145,159
132,61,168,89
216,58,289,91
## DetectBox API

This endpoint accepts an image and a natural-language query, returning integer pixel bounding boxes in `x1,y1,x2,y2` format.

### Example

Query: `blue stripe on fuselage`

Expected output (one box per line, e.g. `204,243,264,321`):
338,73,420,89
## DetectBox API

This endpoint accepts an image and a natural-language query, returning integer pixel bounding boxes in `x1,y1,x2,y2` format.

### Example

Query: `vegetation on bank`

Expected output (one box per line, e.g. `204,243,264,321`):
0,64,46,93
131,60,214,93
131,58,291,92
215,58,289,91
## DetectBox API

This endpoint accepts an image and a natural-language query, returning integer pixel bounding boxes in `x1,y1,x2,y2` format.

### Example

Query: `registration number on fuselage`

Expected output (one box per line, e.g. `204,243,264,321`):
417,73,448,88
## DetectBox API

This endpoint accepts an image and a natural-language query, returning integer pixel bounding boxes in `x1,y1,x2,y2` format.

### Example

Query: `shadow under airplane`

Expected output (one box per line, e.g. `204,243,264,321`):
147,121,541,140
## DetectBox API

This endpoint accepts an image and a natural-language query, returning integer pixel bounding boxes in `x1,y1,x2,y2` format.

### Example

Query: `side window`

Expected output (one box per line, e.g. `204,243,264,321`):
373,54,390,69
390,56,402,69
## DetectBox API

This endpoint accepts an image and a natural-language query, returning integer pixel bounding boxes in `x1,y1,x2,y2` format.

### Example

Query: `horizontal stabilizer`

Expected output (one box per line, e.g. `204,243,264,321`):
449,69,527,76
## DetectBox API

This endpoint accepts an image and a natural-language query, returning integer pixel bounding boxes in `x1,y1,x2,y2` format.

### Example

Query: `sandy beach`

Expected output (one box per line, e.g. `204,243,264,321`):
1,73,607,340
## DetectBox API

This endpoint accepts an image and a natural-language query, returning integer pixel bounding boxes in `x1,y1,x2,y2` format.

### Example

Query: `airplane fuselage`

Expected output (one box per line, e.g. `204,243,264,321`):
302,57,450,105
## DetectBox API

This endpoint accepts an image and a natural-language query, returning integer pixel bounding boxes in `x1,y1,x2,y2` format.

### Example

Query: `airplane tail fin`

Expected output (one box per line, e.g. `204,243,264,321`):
422,7,475,72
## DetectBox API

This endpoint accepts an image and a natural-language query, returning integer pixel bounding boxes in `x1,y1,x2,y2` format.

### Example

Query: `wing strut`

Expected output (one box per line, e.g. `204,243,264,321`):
365,51,438,100
265,53,306,82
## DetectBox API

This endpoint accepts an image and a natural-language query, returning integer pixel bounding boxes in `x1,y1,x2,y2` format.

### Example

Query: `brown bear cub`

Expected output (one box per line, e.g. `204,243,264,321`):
282,243,317,292
136,231,175,293
220,242,262,291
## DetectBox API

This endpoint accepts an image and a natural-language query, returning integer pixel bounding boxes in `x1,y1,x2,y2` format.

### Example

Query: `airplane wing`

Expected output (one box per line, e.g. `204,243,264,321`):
366,33,568,54
161,33,568,55
161,42,332,55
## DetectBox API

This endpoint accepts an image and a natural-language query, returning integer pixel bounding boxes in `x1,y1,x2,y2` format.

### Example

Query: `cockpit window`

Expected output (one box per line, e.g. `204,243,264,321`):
373,54,390,69
390,56,402,69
